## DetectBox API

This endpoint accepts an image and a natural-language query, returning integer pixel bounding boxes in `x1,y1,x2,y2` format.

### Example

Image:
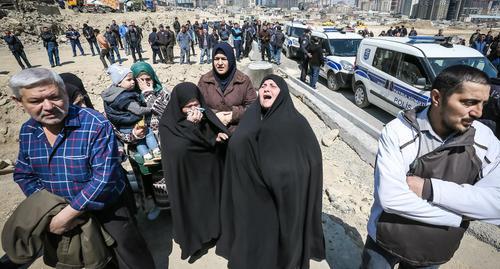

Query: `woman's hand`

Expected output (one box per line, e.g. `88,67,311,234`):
137,77,154,93
216,133,229,143
187,109,203,124
216,111,232,126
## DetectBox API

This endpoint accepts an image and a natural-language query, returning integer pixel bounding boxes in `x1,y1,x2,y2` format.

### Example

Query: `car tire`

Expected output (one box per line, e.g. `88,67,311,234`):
327,72,340,91
354,83,370,108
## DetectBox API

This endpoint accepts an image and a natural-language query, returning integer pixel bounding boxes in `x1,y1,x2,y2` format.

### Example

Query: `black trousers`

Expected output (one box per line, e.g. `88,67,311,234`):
93,191,155,269
159,45,167,62
130,45,143,62
99,48,112,68
152,47,164,63
12,50,31,69
261,42,271,61
166,45,174,63
300,56,309,82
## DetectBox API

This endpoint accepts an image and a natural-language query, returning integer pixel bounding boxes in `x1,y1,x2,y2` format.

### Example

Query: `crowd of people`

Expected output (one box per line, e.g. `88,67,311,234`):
1,15,500,269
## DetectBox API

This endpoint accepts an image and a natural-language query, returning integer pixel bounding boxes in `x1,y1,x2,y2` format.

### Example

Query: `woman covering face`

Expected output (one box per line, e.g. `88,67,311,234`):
216,74,325,269
159,82,229,262
198,42,257,133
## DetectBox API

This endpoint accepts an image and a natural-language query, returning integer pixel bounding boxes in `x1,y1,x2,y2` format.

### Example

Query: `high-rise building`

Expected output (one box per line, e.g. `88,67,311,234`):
415,0,449,20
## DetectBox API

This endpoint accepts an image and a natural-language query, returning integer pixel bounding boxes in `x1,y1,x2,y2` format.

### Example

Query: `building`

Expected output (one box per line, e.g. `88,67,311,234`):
415,0,449,20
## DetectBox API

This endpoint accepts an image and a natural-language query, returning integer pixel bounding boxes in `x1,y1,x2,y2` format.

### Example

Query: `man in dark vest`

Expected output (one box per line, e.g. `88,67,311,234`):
299,28,311,82
362,65,500,269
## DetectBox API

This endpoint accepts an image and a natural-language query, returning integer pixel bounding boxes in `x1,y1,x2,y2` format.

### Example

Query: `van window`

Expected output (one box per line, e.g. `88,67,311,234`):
396,54,428,86
290,27,305,38
373,48,399,76
321,38,331,55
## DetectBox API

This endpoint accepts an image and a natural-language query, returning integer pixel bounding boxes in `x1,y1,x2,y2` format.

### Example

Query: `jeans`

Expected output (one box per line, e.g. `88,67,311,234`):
234,39,242,60
12,50,31,69
70,39,84,56
361,236,440,269
119,127,158,156
109,46,122,64
121,36,129,55
180,47,190,64
273,45,282,64
309,65,320,89
87,38,100,56
46,43,60,66
199,47,210,63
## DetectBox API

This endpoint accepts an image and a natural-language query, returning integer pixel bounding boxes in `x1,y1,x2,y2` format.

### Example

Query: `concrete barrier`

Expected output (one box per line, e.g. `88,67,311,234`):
247,61,273,89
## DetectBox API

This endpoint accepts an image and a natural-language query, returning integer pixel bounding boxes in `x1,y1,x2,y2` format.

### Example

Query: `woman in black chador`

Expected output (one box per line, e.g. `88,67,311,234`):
216,74,325,269
159,82,229,262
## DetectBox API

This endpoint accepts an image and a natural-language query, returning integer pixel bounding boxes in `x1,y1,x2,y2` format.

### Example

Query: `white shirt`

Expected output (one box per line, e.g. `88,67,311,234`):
367,107,500,241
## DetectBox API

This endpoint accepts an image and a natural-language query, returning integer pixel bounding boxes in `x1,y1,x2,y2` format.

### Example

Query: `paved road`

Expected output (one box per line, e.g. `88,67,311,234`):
278,54,394,133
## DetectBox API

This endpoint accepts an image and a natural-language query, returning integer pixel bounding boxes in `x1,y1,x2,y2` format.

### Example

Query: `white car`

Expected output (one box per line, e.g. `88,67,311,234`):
313,27,363,91
353,36,498,116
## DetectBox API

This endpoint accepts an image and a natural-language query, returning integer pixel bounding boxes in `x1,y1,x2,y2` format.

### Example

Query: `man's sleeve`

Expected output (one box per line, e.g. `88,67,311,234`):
376,125,463,227
430,130,500,224
70,122,123,211
13,135,44,196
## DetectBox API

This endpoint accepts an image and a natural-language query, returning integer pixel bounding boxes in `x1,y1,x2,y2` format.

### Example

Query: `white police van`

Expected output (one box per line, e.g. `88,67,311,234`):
313,27,363,91
283,22,310,59
353,36,498,115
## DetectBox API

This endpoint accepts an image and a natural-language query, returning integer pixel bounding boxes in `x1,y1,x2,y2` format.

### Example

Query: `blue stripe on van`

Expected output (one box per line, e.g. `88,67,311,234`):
355,66,430,104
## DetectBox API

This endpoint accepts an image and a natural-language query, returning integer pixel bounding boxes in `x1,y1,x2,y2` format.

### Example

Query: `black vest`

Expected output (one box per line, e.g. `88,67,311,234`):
376,107,483,266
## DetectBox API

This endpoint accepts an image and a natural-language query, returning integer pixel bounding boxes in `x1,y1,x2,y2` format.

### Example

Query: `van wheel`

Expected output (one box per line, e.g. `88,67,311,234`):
354,83,370,108
327,72,340,91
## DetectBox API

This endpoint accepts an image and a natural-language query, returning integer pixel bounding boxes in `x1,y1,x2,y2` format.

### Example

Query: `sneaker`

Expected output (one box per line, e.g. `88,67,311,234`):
143,153,156,166
152,148,162,161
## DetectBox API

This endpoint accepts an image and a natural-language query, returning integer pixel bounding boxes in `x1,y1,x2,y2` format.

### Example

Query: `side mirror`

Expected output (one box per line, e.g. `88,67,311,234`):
414,77,428,90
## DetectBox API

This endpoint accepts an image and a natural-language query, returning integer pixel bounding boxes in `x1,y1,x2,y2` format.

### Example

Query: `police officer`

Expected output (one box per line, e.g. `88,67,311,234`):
299,28,312,83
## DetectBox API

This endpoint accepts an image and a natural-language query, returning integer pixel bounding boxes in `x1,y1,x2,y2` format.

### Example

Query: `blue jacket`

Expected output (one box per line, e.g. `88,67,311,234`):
119,25,128,38
65,29,81,41
177,31,192,49
474,40,487,55
102,86,144,127
231,27,242,41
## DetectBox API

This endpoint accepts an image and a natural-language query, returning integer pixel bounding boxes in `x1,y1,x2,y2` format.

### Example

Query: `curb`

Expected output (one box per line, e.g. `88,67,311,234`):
280,70,378,167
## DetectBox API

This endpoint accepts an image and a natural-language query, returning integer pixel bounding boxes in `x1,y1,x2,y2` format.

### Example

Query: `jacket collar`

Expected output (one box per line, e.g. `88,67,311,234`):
201,70,246,96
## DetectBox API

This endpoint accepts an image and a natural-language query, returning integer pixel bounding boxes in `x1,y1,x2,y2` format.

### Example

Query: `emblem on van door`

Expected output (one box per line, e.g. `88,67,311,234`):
363,48,371,60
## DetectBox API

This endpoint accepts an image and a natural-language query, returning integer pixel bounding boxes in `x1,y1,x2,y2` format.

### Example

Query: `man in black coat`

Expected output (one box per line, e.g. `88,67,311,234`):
110,20,123,49
40,26,60,67
157,24,169,63
82,23,100,56
2,30,32,69
166,26,175,64
125,24,143,62
173,17,181,35
149,27,164,64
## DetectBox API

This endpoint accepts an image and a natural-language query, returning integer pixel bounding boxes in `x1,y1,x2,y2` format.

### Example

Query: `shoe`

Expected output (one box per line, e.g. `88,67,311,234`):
153,62,158,64
51,65,55,68
152,148,162,161
143,153,156,166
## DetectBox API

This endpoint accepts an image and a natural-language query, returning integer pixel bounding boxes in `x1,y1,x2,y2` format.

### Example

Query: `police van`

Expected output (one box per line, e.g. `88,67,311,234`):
353,36,498,115
313,27,363,91
283,22,310,59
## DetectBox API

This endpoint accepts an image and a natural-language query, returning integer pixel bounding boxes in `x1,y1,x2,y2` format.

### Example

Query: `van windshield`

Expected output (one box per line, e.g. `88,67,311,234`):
428,57,498,78
290,27,305,38
328,39,361,57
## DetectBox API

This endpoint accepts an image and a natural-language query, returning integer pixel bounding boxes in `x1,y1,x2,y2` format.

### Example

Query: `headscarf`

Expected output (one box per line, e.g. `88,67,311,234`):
212,42,237,93
59,73,94,109
161,82,228,144
159,82,229,260
216,74,325,268
130,61,163,93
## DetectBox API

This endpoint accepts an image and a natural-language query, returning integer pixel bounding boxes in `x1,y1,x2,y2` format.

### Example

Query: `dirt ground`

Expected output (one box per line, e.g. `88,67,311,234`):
0,8,499,269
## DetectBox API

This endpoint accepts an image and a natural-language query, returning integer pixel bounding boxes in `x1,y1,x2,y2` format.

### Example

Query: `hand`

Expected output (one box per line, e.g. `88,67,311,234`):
187,109,203,124
406,176,425,198
49,205,84,235
132,125,146,139
307,53,312,58
216,132,229,143
137,77,153,93
216,111,232,126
